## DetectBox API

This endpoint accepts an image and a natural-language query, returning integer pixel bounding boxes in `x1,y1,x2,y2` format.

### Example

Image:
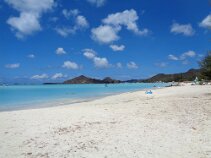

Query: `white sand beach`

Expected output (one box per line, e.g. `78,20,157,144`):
0,85,211,158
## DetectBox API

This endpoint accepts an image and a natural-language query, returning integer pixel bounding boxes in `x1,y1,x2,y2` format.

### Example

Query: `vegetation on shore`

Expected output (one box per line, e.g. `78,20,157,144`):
200,51,211,80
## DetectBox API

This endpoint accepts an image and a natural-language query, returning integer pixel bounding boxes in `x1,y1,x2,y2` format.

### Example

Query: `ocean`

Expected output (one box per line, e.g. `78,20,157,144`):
0,83,169,111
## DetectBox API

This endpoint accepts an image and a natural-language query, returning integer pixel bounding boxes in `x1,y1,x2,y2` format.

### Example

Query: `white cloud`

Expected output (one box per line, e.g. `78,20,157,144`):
5,63,20,69
102,9,149,36
110,44,125,51
62,9,88,28
62,61,79,69
7,12,41,38
52,73,67,79
5,0,54,38
83,49,96,59
62,9,79,19
91,25,119,43
56,47,66,55
199,14,211,29
91,9,148,43
170,22,195,36
93,57,109,68
27,54,35,58
180,50,196,60
31,74,48,79
127,61,138,69
168,51,196,61
83,48,110,68
86,0,106,7
116,62,122,68
168,54,179,61
5,0,54,12
76,15,89,28
56,11,89,37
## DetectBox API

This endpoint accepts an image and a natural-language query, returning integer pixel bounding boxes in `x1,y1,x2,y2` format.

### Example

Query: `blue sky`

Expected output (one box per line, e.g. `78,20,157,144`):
0,0,211,83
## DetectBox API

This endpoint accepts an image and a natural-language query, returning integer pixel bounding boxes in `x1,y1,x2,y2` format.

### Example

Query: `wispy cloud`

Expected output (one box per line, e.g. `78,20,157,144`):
168,54,179,61
31,74,48,79
168,51,196,64
5,63,20,69
180,50,196,60
51,73,67,79
199,14,211,29
110,44,125,51
170,22,195,36
55,27,75,37
127,61,138,69
62,9,79,19
56,9,89,37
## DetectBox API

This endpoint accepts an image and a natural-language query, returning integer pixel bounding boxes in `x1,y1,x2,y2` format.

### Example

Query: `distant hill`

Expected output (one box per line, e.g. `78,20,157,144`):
63,75,121,84
53,69,201,85
142,69,201,82
63,75,102,84
102,77,121,83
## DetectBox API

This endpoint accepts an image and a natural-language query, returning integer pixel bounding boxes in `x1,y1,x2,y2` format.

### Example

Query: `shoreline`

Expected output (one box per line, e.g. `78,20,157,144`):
0,85,164,112
0,84,210,158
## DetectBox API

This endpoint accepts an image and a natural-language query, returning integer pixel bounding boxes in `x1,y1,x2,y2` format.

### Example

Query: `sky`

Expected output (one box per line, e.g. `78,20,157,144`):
0,0,211,84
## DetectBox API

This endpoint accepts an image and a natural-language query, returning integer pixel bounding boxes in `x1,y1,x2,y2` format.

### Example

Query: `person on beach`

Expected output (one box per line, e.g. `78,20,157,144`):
145,90,153,94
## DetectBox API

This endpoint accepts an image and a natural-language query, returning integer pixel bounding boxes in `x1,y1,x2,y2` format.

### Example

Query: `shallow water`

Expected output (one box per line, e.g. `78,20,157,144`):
0,83,168,111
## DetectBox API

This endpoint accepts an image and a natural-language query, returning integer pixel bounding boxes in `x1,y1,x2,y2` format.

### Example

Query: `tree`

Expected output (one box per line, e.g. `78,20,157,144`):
200,51,211,80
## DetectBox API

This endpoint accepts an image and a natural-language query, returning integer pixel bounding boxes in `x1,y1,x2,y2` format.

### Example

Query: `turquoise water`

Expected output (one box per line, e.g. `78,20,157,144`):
0,83,168,111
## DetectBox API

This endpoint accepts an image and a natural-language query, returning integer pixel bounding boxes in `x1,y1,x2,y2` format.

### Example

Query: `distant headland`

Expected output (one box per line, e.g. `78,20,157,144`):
43,69,201,84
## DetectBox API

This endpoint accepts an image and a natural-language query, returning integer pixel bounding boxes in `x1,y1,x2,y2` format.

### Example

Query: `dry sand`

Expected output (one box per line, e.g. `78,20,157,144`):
0,85,211,158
